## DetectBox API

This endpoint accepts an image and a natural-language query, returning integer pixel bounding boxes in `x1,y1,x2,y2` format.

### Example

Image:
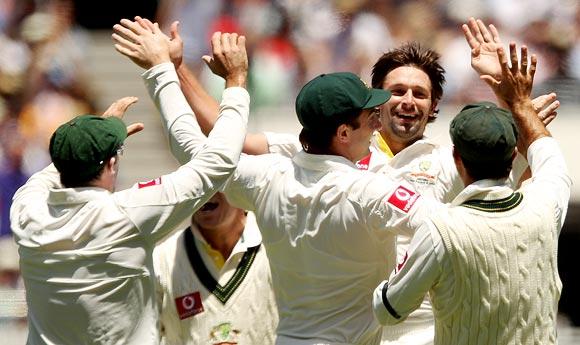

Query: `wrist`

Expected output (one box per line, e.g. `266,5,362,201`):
225,73,247,88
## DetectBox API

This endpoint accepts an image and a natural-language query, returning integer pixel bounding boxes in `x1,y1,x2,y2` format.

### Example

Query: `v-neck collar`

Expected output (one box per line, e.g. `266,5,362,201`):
183,228,260,304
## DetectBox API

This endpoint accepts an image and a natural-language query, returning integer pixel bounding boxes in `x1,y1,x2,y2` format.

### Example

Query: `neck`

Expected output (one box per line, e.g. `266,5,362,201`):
379,130,420,155
197,213,245,259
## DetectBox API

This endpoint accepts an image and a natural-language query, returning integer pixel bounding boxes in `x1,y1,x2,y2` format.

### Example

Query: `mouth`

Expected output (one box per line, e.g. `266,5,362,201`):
199,202,219,212
393,111,418,120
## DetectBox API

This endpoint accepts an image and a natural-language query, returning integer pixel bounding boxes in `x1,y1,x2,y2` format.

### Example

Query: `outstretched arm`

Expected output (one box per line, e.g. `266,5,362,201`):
134,16,271,155
482,43,549,156
463,17,559,126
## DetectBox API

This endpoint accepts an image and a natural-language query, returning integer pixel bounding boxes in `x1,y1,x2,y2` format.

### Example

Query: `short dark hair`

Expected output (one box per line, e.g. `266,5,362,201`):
59,163,107,188
299,112,361,154
371,42,445,103
461,158,513,181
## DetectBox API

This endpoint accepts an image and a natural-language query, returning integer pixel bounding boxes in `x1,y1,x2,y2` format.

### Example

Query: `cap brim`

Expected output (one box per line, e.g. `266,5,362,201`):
363,89,391,109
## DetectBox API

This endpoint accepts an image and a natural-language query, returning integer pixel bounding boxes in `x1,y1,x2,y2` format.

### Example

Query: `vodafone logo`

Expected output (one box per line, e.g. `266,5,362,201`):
175,292,204,320
356,152,372,171
387,185,419,213
138,177,162,189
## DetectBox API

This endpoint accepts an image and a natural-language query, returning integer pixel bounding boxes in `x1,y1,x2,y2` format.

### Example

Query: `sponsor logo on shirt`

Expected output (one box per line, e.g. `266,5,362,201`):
388,185,419,213
137,177,162,189
175,291,204,320
356,152,372,170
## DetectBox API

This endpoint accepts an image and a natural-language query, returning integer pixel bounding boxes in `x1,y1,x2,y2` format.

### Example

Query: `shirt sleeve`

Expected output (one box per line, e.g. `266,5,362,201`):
114,63,250,243
524,136,571,232
263,131,302,157
372,220,444,325
10,164,61,237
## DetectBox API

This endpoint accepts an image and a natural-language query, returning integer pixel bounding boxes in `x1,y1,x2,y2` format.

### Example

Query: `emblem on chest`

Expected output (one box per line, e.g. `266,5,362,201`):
406,160,437,186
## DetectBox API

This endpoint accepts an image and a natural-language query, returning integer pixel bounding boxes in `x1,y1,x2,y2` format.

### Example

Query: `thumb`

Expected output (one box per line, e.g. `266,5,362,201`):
127,123,145,137
170,21,181,41
480,75,500,88
202,55,213,68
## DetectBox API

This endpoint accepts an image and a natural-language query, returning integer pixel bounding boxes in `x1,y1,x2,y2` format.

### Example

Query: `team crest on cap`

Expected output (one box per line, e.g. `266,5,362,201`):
175,291,204,320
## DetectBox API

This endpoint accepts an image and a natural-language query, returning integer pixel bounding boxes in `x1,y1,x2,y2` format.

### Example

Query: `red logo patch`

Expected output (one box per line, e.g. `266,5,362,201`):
137,177,162,189
356,152,372,171
175,292,204,320
388,185,419,213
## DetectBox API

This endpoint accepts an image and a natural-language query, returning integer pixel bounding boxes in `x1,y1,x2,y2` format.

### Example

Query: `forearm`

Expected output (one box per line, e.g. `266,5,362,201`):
176,64,220,136
143,62,206,164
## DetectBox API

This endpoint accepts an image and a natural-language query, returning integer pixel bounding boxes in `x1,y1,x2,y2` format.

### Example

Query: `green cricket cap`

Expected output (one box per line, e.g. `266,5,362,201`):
450,102,518,164
49,115,127,179
296,72,391,130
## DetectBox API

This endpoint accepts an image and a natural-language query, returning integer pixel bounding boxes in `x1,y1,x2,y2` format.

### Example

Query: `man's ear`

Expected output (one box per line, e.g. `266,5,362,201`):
106,156,119,174
428,100,439,122
335,123,352,144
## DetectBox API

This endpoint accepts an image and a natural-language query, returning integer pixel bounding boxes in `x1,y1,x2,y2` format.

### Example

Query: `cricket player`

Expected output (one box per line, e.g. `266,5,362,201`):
165,17,559,344
373,43,570,344
153,192,278,344
10,25,250,344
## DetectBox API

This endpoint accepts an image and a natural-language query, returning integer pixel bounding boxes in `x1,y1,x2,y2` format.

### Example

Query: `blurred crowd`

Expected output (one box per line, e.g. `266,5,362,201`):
1,0,580,308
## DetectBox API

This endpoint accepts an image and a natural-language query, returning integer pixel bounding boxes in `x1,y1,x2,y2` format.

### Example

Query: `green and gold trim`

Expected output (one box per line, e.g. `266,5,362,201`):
184,228,259,304
461,192,523,212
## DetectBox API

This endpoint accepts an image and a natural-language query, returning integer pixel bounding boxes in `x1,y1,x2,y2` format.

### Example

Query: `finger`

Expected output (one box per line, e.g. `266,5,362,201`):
462,23,479,49
238,35,247,56
469,17,485,43
152,22,162,35
112,33,139,51
220,32,232,54
113,43,140,59
497,46,509,76
542,113,557,126
120,18,148,35
135,16,155,31
520,45,528,75
113,24,140,43
476,19,493,42
126,123,145,137
530,54,537,82
102,97,139,117
509,42,518,74
531,93,555,111
210,32,222,57
230,32,239,51
540,100,560,117
489,24,502,43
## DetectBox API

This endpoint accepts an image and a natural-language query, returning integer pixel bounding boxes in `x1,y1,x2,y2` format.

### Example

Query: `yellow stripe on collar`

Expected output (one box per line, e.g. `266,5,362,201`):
375,132,394,158
202,242,225,270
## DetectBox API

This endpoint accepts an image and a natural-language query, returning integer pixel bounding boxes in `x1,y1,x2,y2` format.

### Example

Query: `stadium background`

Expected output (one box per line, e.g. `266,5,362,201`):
0,0,578,343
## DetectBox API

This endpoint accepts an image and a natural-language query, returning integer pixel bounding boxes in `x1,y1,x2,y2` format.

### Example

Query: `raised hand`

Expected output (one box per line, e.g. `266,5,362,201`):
532,93,559,126
102,96,144,136
112,19,171,69
462,17,503,81
481,43,536,107
202,32,248,88
135,16,184,69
